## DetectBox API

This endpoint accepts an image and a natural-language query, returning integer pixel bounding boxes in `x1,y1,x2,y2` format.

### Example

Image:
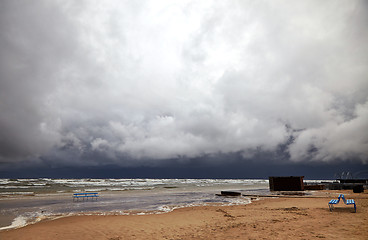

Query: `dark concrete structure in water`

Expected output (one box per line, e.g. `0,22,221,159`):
328,179,367,192
269,176,304,191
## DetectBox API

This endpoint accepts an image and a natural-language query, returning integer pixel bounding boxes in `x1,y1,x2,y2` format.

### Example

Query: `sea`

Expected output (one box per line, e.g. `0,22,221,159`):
0,178,272,230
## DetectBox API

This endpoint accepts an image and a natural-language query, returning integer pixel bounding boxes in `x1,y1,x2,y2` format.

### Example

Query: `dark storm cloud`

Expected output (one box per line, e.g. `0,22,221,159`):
0,0,367,167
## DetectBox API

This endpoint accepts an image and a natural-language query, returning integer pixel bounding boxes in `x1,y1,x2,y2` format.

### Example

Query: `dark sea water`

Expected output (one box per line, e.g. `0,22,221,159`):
0,178,270,230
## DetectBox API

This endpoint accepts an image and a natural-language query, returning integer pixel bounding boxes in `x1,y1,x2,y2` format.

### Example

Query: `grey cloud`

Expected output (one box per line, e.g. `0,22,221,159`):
0,0,367,166
0,1,81,161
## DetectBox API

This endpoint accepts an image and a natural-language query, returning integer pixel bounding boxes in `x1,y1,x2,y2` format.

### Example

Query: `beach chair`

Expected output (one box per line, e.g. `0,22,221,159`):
341,194,356,213
328,194,342,211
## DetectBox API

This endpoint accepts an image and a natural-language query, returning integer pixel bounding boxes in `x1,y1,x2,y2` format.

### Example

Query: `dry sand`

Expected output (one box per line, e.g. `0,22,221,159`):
1,190,367,240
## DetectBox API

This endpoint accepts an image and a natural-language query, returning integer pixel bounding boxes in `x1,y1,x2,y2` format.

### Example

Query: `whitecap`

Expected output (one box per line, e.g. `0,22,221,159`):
0,216,27,231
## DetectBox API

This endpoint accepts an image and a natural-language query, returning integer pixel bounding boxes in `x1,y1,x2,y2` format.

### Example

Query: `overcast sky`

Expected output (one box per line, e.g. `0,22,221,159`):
1,0,367,171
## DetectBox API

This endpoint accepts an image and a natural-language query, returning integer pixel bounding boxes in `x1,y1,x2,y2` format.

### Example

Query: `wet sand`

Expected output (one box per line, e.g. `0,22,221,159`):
1,190,367,240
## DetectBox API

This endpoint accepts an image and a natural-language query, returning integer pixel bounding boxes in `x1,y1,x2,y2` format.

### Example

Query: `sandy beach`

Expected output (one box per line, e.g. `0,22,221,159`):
1,190,367,240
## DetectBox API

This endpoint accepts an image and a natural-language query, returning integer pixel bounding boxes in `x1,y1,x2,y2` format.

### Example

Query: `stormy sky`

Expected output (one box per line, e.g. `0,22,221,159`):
0,0,367,177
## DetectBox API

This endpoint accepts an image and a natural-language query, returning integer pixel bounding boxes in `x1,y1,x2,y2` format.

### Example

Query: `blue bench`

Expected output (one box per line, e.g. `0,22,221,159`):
73,192,99,201
328,194,356,212
328,194,342,211
341,194,356,213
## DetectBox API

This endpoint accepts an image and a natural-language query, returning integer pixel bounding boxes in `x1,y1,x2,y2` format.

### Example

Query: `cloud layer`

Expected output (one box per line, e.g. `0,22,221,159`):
1,0,367,166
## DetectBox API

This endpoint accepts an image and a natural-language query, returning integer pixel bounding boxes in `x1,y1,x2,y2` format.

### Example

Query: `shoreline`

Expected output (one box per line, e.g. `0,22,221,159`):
0,198,253,230
0,194,252,231
1,190,367,239
0,183,265,230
